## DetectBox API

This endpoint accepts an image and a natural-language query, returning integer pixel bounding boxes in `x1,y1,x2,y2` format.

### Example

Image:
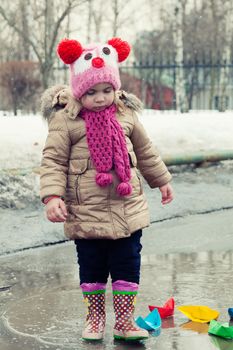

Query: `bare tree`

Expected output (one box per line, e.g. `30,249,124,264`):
209,0,223,54
109,0,138,38
18,0,31,60
0,0,87,89
112,0,120,37
90,0,105,41
0,61,41,115
173,0,188,112
81,0,137,43
218,0,232,111
86,0,93,42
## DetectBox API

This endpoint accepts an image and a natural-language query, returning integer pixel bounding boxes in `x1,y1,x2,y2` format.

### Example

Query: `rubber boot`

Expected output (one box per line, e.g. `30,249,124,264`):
112,280,149,341
81,283,106,340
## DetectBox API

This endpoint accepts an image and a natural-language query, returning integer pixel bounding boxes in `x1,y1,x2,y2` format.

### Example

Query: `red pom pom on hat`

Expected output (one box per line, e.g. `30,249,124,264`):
108,37,131,62
57,39,83,64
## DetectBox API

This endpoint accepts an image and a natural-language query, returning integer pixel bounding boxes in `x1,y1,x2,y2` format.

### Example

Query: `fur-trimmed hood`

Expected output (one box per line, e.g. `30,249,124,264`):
41,85,143,122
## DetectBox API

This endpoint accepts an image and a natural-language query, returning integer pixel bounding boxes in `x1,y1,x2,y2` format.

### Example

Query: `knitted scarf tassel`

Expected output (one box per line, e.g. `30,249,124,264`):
81,104,132,196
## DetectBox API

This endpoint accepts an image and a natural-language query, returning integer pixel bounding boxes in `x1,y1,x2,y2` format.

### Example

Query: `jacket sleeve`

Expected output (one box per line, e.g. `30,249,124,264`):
130,112,172,188
40,112,71,202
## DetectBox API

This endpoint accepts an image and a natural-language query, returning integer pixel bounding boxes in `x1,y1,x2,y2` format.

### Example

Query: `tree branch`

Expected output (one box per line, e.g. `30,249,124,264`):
48,0,87,59
0,5,43,65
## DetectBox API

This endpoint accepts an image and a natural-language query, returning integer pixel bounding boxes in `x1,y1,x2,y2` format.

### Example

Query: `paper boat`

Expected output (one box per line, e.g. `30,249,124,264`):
178,305,219,323
228,308,233,319
208,320,233,340
148,297,175,318
135,308,161,331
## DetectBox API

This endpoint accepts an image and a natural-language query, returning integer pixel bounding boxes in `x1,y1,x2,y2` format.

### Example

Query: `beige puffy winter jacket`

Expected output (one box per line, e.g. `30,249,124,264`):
40,85,172,240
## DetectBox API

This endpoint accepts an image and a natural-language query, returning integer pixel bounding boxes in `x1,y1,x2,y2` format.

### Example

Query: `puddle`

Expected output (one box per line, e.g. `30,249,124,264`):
1,245,233,349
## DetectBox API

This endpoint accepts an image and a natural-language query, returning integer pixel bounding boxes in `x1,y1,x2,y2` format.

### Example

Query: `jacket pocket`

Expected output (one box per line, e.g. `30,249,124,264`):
136,172,143,195
128,151,137,167
74,159,88,204
69,158,89,174
75,176,81,204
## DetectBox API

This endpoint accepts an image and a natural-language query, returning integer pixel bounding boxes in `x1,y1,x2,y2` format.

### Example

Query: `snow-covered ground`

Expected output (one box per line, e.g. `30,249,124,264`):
1,109,233,210
1,110,233,169
0,110,233,255
142,110,233,155
0,113,48,169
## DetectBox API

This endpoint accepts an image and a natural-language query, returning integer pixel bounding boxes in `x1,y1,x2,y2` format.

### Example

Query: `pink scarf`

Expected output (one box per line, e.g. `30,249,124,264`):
81,104,132,196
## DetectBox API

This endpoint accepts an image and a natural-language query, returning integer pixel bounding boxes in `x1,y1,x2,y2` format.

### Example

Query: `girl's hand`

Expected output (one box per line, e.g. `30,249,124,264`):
46,198,68,222
159,183,174,205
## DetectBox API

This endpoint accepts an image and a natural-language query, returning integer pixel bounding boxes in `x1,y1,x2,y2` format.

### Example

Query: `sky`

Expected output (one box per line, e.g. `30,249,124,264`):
69,0,176,44
59,0,206,69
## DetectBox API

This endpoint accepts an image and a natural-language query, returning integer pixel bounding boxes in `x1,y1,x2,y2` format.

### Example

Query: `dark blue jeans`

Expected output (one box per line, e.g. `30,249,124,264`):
74,230,142,284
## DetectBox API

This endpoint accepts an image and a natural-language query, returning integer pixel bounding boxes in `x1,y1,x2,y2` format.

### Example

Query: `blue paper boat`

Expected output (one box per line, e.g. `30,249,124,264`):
135,308,161,331
228,308,233,318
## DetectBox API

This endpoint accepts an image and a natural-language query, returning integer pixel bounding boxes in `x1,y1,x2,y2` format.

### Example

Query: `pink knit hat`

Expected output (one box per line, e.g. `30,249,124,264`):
57,37,131,99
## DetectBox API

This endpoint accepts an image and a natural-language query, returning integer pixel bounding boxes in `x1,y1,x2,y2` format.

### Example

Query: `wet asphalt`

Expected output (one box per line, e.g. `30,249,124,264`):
1,208,233,350
1,162,233,350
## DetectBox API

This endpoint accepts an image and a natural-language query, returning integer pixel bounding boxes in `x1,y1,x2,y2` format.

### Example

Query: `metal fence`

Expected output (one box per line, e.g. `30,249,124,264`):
54,57,233,111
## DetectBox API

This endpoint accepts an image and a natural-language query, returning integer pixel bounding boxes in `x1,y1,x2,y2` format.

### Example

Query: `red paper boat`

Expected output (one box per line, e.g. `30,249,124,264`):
149,297,175,319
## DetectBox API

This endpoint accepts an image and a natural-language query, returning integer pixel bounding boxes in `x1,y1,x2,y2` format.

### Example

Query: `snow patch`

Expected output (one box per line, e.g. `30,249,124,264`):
0,110,233,170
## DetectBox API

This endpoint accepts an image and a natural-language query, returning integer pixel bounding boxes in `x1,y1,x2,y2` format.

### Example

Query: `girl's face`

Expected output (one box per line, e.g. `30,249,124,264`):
80,83,115,112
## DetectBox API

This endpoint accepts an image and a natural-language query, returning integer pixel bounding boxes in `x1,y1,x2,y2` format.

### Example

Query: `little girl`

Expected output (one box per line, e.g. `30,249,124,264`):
40,37,173,341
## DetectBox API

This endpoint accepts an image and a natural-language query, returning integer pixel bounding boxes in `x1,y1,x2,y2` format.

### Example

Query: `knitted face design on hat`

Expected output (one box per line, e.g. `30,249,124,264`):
57,37,131,99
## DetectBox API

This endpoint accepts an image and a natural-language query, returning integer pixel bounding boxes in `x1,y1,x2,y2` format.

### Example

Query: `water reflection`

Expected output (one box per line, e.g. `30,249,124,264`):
113,339,147,350
180,321,209,334
210,335,233,350
150,328,161,337
162,317,175,329
1,246,233,349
